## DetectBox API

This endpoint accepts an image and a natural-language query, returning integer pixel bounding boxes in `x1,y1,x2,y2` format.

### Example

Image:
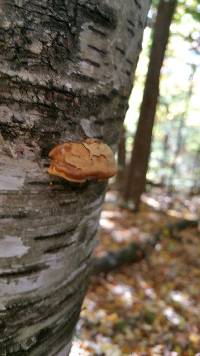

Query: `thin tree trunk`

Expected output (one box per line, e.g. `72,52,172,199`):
168,64,197,192
0,1,150,354
167,116,184,193
190,146,200,195
116,126,126,191
124,0,177,211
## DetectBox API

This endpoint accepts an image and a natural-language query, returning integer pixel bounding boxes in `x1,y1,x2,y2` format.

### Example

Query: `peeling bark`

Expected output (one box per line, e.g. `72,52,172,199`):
0,0,150,354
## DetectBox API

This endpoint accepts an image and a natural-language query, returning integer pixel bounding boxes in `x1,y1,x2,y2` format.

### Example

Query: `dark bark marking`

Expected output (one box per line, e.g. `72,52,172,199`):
33,225,76,241
79,57,100,68
0,263,47,279
125,70,131,77
26,179,51,186
87,44,107,56
88,24,107,37
126,58,134,66
127,19,135,28
127,27,135,37
138,19,144,28
70,71,97,82
134,0,142,10
43,241,76,254
0,211,28,219
115,46,125,55
58,197,78,206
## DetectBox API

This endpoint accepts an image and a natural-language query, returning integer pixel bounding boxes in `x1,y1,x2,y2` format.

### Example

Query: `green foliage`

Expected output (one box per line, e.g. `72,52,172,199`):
181,0,200,22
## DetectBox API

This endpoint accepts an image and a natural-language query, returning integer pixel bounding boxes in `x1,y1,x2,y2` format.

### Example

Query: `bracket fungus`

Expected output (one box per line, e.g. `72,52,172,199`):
48,138,117,183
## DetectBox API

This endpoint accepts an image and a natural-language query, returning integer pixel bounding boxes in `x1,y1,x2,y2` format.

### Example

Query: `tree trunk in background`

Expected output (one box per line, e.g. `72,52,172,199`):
124,0,177,211
168,116,185,193
116,126,126,192
0,1,150,355
168,64,197,192
160,132,169,185
190,145,200,195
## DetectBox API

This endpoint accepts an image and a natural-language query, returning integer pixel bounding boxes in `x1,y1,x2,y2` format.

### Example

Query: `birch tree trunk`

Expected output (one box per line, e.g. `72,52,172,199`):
0,1,150,354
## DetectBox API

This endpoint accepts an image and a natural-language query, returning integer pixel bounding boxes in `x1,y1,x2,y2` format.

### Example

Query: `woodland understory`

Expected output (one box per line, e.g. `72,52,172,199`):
71,189,200,356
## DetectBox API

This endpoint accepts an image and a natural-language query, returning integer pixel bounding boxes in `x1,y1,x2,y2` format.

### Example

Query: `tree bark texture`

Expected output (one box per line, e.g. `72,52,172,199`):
124,0,177,210
0,1,150,354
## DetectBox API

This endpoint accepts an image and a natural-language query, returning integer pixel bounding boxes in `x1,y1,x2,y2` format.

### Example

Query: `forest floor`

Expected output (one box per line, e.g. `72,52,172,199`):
70,189,200,356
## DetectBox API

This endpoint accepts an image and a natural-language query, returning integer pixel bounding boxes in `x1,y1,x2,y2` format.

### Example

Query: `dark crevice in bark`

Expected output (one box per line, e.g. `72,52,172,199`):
88,24,107,37
0,211,28,219
125,70,131,77
115,46,125,55
127,19,135,28
43,241,76,254
70,72,97,82
0,263,48,279
33,226,77,241
127,27,135,37
78,57,101,68
134,0,142,10
126,58,134,66
87,44,107,55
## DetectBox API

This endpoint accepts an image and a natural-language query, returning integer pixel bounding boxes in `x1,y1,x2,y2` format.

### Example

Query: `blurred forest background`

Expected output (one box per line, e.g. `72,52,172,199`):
71,0,200,355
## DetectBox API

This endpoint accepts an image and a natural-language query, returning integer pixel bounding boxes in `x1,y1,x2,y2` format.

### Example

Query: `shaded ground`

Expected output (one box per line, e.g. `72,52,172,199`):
70,191,200,356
